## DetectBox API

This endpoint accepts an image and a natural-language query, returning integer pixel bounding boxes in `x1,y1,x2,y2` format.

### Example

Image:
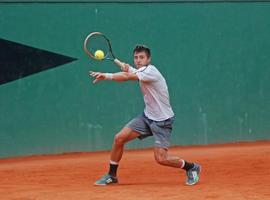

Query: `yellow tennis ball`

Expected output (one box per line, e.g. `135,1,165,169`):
94,50,104,60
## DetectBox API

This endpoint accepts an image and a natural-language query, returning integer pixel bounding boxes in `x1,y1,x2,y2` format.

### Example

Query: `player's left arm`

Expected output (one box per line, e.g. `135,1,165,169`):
89,71,138,84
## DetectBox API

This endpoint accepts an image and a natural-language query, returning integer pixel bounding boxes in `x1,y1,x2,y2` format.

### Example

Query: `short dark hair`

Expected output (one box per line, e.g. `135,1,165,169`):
133,45,151,58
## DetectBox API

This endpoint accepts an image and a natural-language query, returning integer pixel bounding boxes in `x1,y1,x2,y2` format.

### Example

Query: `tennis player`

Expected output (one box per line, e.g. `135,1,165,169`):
89,45,201,186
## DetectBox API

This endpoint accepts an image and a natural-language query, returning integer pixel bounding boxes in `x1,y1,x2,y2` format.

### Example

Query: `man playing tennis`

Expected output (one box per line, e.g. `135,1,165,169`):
89,45,201,186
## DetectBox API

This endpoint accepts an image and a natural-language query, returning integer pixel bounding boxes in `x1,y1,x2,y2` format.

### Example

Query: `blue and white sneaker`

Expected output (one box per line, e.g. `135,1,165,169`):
94,174,118,186
186,163,201,185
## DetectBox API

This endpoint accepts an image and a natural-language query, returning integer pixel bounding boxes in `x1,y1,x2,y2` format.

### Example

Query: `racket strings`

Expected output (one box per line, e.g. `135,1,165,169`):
86,34,110,58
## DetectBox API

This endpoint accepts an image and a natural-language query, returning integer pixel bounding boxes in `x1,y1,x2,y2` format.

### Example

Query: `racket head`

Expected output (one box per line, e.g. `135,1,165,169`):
83,32,115,61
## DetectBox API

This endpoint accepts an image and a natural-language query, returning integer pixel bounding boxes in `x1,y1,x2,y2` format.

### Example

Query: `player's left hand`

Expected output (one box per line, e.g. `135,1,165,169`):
89,71,106,84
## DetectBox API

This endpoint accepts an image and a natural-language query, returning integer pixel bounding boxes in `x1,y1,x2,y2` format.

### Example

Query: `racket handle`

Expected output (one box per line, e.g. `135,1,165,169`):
114,58,125,69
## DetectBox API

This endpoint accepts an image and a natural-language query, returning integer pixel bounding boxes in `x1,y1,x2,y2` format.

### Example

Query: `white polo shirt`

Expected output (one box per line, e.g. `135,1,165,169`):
128,64,174,121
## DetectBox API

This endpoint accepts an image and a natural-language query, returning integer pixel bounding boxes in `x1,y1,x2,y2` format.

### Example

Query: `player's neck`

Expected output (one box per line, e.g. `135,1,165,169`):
137,63,150,68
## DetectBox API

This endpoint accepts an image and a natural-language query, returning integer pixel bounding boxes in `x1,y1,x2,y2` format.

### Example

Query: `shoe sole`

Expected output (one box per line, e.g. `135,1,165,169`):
94,181,118,186
94,183,118,186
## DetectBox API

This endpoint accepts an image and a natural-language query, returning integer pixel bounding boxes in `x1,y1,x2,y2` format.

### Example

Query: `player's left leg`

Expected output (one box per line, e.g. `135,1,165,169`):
154,147,201,185
154,147,186,168
150,117,201,185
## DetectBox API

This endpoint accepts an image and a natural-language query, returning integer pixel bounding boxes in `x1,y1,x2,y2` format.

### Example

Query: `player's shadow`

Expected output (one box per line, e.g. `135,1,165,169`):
117,181,175,186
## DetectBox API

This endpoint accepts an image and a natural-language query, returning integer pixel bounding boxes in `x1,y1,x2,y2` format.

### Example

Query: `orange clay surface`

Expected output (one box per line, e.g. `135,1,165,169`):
0,141,269,200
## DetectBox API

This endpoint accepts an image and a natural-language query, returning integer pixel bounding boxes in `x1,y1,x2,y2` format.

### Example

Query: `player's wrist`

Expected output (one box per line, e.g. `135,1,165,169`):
126,66,131,72
105,73,113,80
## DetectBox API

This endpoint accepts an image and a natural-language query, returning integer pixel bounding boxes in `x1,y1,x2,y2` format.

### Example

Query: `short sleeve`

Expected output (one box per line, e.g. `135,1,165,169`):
135,65,160,82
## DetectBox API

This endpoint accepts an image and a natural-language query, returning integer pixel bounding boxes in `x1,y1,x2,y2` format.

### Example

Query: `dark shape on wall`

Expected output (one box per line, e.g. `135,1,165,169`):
0,38,77,85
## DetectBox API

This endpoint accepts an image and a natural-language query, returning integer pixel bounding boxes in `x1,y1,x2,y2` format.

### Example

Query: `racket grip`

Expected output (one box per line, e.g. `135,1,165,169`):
114,58,125,69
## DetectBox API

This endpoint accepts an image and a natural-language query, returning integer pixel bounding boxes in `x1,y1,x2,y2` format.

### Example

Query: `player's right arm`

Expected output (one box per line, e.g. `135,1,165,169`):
114,60,137,73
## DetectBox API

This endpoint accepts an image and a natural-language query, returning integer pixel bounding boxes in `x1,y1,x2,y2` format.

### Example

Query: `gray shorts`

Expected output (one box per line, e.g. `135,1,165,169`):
125,113,174,149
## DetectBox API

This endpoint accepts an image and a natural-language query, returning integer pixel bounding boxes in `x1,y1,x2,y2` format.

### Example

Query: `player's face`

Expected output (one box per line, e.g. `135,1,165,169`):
133,51,151,68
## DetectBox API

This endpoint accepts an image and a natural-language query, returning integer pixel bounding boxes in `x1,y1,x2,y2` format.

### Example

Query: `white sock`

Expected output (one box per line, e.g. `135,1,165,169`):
180,159,185,168
110,160,119,165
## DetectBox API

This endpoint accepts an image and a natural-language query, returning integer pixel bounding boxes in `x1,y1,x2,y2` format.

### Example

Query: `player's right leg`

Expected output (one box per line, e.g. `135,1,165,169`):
110,127,140,163
94,127,140,186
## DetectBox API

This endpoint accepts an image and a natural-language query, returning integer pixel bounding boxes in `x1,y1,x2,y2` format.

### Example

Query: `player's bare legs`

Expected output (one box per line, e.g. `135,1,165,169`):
110,127,140,163
154,147,201,185
94,127,139,186
154,147,185,168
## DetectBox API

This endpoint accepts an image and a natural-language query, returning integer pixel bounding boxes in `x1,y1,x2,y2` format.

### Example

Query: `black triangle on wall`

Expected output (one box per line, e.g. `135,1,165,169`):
0,38,77,85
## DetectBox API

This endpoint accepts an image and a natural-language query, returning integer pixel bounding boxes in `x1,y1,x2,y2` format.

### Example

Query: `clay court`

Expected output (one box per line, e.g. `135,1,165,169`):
0,141,269,200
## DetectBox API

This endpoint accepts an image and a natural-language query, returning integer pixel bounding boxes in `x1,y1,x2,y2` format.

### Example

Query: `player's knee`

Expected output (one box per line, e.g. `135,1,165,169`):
154,154,168,165
114,134,126,146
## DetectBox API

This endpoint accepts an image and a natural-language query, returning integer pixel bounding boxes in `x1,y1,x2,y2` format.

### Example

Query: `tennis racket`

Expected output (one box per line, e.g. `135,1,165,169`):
83,32,125,68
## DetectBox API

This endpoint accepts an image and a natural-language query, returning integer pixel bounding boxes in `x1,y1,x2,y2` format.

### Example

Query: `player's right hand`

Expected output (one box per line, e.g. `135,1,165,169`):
121,63,131,72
